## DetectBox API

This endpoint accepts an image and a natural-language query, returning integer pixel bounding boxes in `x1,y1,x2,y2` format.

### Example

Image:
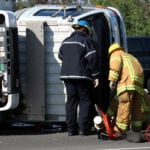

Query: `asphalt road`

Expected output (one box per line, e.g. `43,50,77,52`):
0,128,150,150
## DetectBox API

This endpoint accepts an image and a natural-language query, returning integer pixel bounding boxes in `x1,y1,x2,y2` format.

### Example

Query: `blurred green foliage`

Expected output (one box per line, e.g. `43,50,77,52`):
92,0,150,35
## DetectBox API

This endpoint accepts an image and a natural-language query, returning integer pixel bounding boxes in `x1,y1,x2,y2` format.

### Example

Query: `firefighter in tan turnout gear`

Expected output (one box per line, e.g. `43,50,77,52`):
108,43,144,135
107,90,150,129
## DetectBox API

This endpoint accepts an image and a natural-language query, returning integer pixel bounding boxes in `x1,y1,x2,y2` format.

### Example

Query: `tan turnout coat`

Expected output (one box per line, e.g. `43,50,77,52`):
109,49,144,96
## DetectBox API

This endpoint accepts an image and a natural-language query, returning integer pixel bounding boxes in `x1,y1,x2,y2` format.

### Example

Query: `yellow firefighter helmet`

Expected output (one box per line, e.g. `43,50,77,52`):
109,43,125,55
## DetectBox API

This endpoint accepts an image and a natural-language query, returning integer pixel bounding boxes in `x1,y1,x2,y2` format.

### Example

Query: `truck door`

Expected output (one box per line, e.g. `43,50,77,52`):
0,11,19,111
76,9,123,112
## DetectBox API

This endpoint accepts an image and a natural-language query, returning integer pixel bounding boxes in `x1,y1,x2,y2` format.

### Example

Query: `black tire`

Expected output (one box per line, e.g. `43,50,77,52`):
147,78,150,93
0,111,7,122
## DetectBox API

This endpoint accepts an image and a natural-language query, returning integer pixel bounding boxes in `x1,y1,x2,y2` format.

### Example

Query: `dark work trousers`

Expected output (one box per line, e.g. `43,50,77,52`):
64,80,96,133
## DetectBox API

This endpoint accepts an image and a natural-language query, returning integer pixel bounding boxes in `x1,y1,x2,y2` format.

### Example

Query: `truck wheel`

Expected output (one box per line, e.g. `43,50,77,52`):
147,78,150,93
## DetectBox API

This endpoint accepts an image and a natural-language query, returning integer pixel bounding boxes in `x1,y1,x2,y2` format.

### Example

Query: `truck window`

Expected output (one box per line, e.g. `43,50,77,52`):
34,8,90,17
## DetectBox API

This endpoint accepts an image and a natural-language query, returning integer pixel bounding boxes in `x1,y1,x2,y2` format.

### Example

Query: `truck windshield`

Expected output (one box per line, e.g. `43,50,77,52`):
34,8,91,17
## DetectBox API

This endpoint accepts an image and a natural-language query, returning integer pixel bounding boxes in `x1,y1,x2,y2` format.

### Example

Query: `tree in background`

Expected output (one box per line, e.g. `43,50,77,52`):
16,0,25,10
92,0,150,35
26,0,36,7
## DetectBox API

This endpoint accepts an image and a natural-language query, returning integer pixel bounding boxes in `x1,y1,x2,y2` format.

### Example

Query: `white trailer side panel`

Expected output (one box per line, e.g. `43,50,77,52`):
44,22,72,121
17,20,73,122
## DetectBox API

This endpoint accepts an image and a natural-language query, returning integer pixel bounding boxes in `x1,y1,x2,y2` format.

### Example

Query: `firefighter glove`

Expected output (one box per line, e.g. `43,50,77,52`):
94,78,99,88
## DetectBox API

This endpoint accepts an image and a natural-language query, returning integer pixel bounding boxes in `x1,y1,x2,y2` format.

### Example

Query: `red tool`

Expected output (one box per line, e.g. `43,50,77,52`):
97,106,125,140
145,124,150,142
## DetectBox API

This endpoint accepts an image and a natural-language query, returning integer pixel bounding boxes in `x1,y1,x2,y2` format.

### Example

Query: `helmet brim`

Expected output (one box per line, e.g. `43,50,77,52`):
72,24,91,34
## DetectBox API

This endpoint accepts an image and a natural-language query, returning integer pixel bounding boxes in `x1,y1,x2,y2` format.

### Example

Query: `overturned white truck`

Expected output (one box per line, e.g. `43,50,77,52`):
0,4,127,123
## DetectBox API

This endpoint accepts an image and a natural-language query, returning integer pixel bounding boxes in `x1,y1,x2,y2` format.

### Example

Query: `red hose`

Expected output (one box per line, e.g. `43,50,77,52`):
145,124,150,142
97,106,117,140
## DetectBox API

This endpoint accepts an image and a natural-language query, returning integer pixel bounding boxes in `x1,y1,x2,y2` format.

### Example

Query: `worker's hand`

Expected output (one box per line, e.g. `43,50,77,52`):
109,81,117,91
94,78,99,88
